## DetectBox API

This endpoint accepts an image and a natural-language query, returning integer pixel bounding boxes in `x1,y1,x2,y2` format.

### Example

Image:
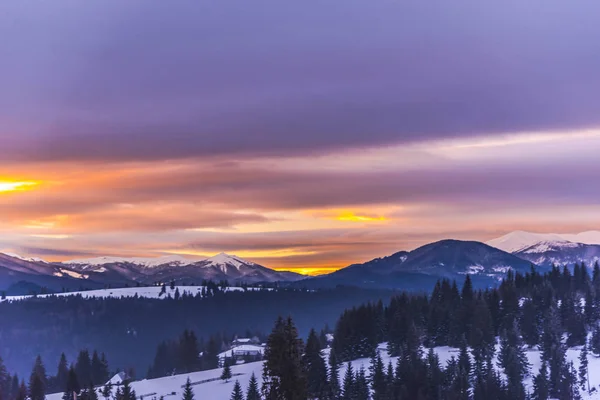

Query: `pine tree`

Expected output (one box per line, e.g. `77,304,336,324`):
328,349,340,400
303,329,328,400
29,356,47,400
231,381,244,400
182,378,194,400
341,363,354,400
369,352,386,400
62,366,80,400
531,362,549,400
221,364,233,383
245,373,260,400
75,351,92,386
497,325,529,400
100,383,112,400
56,354,69,393
0,357,8,400
28,374,45,400
87,383,99,400
354,367,369,400
261,316,306,400
579,342,590,393
16,381,27,400
592,324,600,355
116,380,136,400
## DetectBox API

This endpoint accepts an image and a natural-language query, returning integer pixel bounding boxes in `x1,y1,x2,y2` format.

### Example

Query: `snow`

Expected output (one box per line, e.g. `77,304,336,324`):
44,342,600,400
59,268,88,279
64,255,205,268
203,253,255,272
487,230,600,253
1,252,46,263
218,345,265,360
0,285,258,303
486,231,567,253
458,265,485,275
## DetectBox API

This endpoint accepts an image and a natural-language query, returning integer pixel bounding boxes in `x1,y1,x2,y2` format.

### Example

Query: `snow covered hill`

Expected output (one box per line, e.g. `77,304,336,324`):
0,251,306,294
45,343,600,400
0,285,264,303
307,240,531,290
487,231,600,268
65,255,204,269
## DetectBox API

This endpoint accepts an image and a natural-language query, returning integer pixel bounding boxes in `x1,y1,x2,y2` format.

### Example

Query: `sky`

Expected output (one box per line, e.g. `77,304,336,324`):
2,0,600,275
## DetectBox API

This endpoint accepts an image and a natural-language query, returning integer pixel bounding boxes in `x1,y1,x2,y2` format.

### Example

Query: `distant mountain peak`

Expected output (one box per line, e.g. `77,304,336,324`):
64,255,205,268
202,253,255,272
487,230,600,254
1,252,47,263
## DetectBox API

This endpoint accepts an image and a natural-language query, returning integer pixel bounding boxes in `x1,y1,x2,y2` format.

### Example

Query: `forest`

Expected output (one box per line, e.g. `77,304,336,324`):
0,285,393,379
3,263,600,399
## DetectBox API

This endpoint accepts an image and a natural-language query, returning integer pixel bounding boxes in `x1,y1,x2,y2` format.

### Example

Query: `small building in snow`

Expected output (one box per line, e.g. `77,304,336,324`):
218,344,264,367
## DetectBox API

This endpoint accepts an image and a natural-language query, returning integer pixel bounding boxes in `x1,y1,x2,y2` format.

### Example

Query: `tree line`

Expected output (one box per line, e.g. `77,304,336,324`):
0,350,110,400
229,263,600,399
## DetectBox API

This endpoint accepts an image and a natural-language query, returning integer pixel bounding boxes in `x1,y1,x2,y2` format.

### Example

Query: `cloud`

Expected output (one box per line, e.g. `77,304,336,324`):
2,0,600,162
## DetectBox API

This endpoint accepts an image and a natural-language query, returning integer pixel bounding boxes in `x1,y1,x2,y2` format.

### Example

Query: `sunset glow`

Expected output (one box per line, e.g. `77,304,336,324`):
0,181,38,193
2,1,600,275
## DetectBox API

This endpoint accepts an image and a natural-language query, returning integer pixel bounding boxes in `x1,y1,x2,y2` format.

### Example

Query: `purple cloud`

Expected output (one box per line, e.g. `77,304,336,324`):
1,0,600,162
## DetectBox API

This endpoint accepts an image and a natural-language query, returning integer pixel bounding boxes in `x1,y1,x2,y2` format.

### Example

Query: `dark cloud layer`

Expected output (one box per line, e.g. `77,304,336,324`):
2,0,600,161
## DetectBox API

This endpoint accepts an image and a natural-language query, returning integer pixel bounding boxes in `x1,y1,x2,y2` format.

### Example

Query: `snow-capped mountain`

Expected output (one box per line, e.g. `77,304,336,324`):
487,231,600,268
65,254,205,268
0,253,105,294
486,231,567,253
306,240,532,290
0,251,305,294
148,253,305,284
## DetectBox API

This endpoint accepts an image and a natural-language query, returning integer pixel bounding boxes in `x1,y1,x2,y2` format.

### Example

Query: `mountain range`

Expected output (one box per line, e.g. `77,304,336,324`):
4,230,600,294
0,252,304,294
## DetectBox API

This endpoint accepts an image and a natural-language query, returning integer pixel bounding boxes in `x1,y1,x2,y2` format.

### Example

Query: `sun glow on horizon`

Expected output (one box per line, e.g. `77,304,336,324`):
336,211,387,222
0,180,38,193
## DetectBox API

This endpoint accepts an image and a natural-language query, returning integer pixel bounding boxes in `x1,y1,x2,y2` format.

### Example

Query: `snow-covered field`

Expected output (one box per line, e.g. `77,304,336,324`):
45,343,600,400
1,285,262,302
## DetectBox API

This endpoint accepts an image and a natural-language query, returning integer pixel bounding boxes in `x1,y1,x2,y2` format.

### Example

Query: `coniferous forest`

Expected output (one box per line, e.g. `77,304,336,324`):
3,262,600,399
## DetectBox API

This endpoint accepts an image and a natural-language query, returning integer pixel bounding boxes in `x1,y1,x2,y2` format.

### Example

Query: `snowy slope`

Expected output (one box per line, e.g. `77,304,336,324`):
487,231,600,268
65,255,205,268
486,231,567,253
487,230,600,253
0,285,261,302
2,252,47,263
45,343,600,400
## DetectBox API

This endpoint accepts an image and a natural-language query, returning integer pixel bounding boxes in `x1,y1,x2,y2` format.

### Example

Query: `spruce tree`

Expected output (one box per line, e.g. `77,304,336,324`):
498,326,529,400
0,357,8,400
369,352,386,400
245,373,260,400
62,366,80,400
261,316,306,400
28,374,45,400
591,324,600,355
578,342,590,393
29,356,47,400
303,329,328,400
354,367,369,400
56,354,69,393
16,381,27,400
100,383,112,400
75,351,92,386
531,361,549,400
182,378,194,400
116,380,136,400
87,384,99,400
341,363,354,400
328,349,340,400
231,381,244,400
221,364,233,383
